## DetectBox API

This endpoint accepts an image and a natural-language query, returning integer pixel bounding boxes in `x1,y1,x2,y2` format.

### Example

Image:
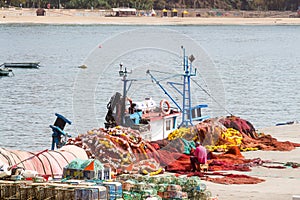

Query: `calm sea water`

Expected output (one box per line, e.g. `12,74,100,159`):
0,24,299,151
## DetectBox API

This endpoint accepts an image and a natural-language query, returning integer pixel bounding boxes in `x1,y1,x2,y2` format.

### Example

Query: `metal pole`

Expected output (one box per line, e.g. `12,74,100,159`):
121,75,127,125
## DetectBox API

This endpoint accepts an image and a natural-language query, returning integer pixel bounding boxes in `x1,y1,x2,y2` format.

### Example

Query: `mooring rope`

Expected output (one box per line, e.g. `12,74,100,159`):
191,76,234,116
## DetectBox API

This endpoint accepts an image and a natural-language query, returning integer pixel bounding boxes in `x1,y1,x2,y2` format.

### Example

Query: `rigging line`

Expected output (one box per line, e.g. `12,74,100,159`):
196,70,209,90
191,77,234,116
149,70,169,74
149,70,178,75
159,74,182,82
147,70,182,82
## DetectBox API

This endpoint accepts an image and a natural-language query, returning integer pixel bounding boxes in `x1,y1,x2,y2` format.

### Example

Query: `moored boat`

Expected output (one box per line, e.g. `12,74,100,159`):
104,47,209,141
1,62,40,69
0,68,13,76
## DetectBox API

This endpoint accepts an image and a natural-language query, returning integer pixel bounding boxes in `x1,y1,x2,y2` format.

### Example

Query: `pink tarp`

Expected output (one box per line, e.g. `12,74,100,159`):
0,145,88,177
10,150,37,172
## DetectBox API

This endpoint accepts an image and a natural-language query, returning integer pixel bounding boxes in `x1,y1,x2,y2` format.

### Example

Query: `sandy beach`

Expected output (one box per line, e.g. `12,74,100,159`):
203,124,300,200
1,9,300,25
2,16,300,25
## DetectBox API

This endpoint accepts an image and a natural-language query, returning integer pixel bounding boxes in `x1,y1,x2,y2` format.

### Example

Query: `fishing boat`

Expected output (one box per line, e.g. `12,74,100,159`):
0,62,40,69
104,47,209,141
0,67,13,76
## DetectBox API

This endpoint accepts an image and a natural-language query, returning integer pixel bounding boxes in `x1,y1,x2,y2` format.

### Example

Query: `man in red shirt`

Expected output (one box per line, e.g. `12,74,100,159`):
190,142,207,172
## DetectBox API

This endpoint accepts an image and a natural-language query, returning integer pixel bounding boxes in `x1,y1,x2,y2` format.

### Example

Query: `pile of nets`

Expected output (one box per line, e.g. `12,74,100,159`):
66,126,163,175
152,142,263,173
167,117,245,152
151,116,300,184
167,116,300,152
221,116,300,151
65,116,299,185
204,173,265,184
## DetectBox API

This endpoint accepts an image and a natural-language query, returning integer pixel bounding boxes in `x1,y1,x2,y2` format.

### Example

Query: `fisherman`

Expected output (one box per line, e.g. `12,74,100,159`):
190,142,207,172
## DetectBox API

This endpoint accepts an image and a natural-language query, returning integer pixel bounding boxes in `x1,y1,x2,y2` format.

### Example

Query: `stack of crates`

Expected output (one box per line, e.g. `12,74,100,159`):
63,167,111,181
20,185,34,199
0,180,113,200
102,182,122,200
0,181,25,199
74,185,108,200
55,187,75,200
63,168,84,179
42,185,60,199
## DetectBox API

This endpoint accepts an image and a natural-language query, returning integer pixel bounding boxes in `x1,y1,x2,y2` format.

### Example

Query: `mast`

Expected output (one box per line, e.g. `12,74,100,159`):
180,47,196,127
118,63,134,126
119,63,128,126
147,47,208,128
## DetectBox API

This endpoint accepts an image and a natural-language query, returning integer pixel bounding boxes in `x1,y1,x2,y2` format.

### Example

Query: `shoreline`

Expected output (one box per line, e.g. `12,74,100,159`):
1,9,300,25
1,16,300,26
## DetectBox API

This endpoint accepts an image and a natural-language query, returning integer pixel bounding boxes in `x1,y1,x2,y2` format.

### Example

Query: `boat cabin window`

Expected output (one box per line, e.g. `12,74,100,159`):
166,117,177,131
166,119,171,131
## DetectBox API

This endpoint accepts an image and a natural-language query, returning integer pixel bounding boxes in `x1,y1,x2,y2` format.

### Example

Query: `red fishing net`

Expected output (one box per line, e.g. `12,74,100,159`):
205,173,265,184
65,116,299,184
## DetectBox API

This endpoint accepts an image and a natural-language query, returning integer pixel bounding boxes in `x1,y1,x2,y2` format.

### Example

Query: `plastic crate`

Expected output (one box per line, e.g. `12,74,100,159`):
56,188,75,200
75,185,107,200
102,182,122,200
63,167,111,181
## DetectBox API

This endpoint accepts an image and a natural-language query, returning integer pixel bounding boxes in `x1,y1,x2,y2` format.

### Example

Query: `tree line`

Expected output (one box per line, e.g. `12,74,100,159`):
1,0,299,11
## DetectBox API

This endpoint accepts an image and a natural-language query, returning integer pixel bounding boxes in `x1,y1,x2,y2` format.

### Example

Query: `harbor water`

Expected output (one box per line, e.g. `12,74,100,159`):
0,24,299,151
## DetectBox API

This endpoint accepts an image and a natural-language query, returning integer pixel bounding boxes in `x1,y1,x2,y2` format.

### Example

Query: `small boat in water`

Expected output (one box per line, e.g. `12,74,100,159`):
0,67,13,76
104,47,209,141
0,62,40,69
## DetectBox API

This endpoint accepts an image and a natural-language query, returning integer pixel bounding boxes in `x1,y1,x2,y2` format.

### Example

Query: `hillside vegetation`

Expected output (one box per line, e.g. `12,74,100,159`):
2,0,299,11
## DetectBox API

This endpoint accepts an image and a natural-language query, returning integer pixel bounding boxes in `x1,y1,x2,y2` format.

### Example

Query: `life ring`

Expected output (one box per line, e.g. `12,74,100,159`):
160,99,171,115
